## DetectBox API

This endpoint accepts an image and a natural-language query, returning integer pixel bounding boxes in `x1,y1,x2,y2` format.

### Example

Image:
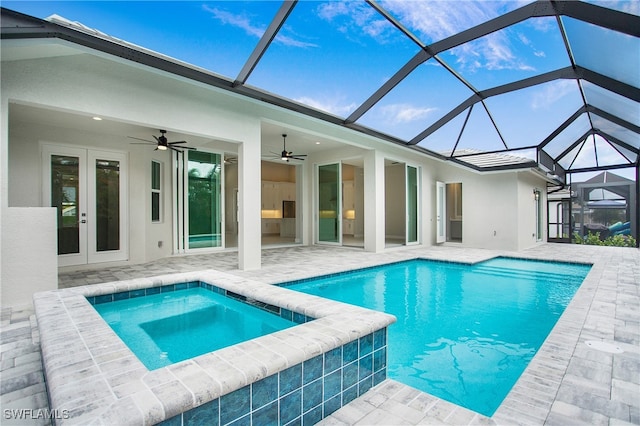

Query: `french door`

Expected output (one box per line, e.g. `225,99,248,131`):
43,145,128,266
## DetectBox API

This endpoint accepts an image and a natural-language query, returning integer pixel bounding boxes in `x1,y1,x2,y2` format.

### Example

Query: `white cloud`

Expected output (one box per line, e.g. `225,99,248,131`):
202,5,317,48
530,80,576,109
294,95,358,117
379,0,535,72
380,103,437,124
203,6,263,37
316,1,397,43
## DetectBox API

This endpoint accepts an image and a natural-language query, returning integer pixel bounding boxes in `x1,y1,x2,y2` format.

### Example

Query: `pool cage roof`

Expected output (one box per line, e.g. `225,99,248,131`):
1,1,639,183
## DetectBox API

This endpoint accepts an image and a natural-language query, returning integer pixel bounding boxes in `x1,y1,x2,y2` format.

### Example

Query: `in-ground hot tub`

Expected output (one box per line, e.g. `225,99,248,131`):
34,270,395,425
90,283,301,370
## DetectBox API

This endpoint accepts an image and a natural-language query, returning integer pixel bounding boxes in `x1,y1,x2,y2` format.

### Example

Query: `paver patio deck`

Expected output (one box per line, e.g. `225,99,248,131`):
1,243,638,425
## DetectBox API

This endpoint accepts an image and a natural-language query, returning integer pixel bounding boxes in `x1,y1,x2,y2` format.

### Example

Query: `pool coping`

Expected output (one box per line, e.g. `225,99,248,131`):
33,269,396,425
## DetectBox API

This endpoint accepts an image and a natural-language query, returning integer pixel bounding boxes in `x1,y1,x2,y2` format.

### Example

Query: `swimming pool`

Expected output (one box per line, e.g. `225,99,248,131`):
284,256,591,416
92,286,298,370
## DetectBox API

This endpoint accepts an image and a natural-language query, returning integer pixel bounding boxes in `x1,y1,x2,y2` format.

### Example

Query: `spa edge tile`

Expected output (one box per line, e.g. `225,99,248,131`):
128,389,166,425
194,354,248,396
252,400,278,426
280,388,302,424
279,364,303,397
150,380,194,420
237,341,289,377
219,385,251,425
251,374,279,411
183,398,220,426
302,379,323,412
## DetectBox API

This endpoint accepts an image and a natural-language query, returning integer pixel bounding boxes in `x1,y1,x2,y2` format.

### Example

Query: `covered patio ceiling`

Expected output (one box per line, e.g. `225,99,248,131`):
1,1,638,181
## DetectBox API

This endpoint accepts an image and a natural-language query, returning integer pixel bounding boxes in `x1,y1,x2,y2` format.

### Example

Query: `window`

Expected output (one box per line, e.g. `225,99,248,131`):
151,160,162,222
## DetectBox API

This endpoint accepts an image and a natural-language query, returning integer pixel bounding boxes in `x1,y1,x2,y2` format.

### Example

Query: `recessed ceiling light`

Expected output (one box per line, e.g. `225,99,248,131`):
315,141,321,145
92,116,103,121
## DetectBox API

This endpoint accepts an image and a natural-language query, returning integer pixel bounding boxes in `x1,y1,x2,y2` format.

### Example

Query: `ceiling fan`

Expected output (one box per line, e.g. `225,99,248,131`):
270,134,307,162
129,130,196,152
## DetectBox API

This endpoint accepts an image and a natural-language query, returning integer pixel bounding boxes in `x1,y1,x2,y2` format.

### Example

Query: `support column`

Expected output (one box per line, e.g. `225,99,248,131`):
364,150,385,252
237,136,261,270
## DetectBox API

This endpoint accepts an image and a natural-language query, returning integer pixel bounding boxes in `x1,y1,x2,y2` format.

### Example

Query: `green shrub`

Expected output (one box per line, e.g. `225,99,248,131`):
572,231,637,247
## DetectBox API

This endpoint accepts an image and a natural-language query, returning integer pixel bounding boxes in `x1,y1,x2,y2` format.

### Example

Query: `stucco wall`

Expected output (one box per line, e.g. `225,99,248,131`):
1,207,57,307
1,39,550,282
432,161,548,251
516,171,547,250
2,52,263,267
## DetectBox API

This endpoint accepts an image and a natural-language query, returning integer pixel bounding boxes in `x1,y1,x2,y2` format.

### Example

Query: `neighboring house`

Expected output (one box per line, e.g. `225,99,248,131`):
0,5,633,306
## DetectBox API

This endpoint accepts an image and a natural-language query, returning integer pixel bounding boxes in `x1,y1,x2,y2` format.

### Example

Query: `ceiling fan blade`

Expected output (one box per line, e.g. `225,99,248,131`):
128,136,155,143
130,142,157,145
291,154,307,157
168,141,187,145
153,135,161,143
290,157,306,161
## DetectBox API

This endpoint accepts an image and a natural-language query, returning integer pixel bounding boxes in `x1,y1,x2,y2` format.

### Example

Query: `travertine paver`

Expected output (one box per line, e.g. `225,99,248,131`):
1,243,639,425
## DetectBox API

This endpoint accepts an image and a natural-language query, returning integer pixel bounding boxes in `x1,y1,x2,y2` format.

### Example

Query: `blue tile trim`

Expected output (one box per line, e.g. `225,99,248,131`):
165,328,389,426
86,281,313,324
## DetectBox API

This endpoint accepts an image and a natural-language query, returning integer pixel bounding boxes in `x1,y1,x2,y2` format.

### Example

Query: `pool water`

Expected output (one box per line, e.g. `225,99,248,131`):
93,287,296,370
284,257,591,416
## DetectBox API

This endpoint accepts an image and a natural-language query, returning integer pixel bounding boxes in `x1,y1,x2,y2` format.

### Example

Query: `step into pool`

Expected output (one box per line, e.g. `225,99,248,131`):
92,286,298,370
283,256,591,416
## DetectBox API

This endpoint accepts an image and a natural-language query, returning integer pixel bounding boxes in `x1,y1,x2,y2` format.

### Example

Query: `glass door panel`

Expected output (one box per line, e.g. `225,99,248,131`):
88,150,128,264
318,163,341,243
51,154,82,255
187,151,222,249
95,159,121,252
407,165,418,244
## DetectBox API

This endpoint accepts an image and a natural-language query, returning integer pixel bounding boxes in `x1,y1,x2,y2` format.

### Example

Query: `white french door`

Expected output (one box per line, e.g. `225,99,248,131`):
43,144,128,266
436,181,446,243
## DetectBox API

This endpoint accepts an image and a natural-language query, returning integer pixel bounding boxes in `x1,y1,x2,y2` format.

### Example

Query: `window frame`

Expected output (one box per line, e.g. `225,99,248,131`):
151,160,162,223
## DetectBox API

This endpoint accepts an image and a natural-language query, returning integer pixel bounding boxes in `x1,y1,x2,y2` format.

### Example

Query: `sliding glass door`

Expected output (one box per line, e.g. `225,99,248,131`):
186,151,223,249
406,165,419,244
317,163,341,244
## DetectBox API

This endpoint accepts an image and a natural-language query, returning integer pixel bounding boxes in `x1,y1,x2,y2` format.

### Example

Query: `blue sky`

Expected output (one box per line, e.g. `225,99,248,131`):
3,1,638,179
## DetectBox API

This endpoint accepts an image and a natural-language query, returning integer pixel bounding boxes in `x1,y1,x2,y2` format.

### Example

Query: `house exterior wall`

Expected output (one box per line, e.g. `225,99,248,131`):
432,162,547,251
516,171,548,250
1,50,265,277
2,38,548,306
1,208,58,307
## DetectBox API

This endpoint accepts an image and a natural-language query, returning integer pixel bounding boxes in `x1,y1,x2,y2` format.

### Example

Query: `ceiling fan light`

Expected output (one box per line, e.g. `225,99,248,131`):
158,145,168,151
